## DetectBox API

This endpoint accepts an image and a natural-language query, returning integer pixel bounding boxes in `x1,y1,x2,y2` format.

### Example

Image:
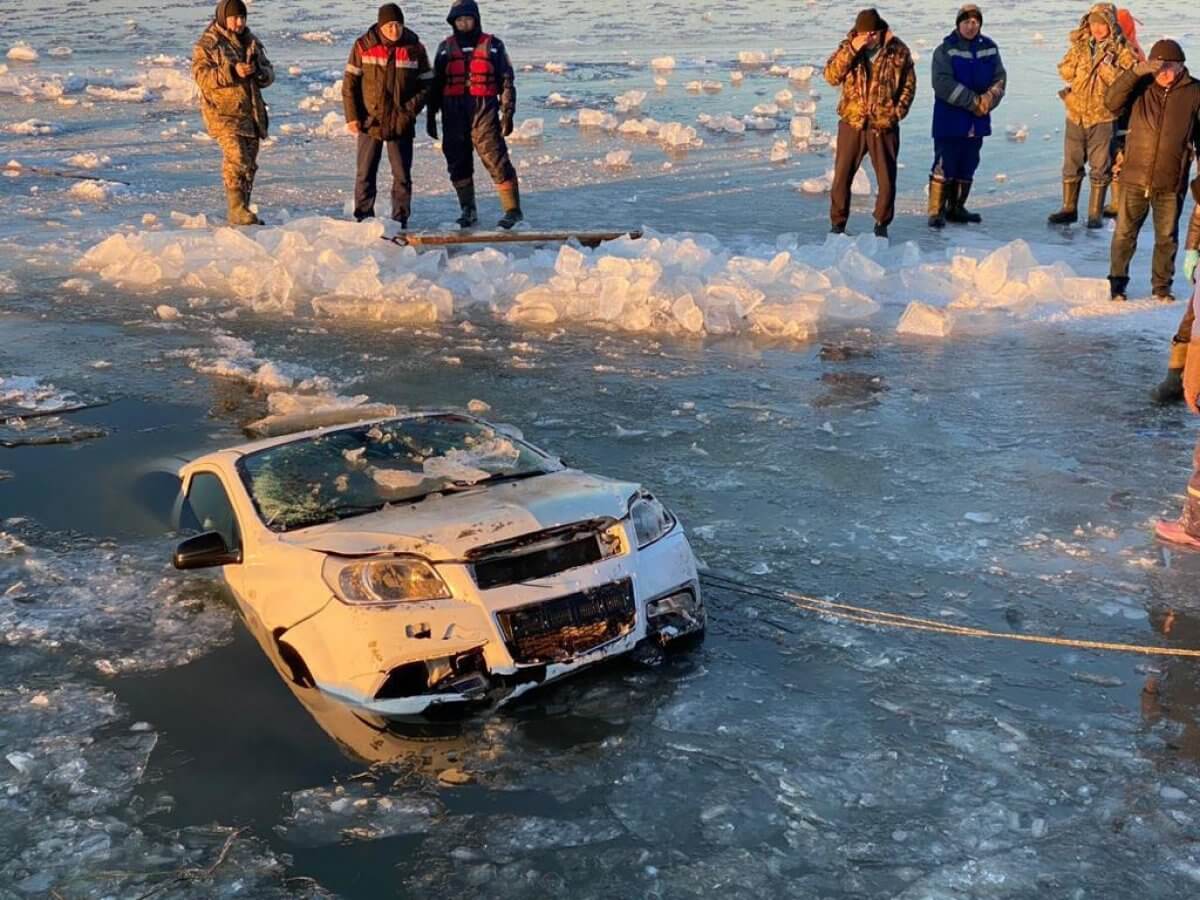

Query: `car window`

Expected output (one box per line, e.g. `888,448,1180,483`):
237,414,562,532
183,472,241,550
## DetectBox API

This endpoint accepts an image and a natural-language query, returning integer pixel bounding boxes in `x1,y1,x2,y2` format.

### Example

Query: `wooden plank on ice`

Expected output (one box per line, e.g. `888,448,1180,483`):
385,229,643,249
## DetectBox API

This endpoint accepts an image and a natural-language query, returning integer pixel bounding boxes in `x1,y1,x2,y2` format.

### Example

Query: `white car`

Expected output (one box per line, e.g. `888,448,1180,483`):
172,412,705,716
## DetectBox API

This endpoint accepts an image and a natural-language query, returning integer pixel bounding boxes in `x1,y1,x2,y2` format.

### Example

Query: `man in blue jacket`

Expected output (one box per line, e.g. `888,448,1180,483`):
927,4,1006,228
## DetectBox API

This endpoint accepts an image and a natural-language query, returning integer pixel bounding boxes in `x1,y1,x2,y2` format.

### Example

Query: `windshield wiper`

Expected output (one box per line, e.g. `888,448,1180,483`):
279,502,389,531
450,470,547,489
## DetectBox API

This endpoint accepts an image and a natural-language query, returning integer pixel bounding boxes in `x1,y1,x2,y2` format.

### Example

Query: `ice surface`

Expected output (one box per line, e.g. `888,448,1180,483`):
598,149,632,170
738,51,769,67
770,140,790,163
68,180,126,202
790,115,813,141
64,152,112,170
5,119,55,135
649,56,675,70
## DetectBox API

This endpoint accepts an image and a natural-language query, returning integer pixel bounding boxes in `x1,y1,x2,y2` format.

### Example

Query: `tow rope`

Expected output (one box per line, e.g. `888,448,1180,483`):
699,571,1200,659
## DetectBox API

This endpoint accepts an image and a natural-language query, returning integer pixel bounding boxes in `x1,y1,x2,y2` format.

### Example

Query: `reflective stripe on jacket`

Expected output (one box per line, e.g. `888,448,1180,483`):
931,32,1004,139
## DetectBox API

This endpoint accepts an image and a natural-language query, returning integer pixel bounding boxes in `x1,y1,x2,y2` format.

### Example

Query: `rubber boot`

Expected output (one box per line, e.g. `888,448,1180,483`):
496,180,523,230
1150,342,1187,404
227,187,262,226
927,178,948,229
453,180,478,228
1103,176,1120,219
1047,180,1081,225
1155,519,1200,550
1108,274,1129,302
945,180,982,224
1086,181,1107,229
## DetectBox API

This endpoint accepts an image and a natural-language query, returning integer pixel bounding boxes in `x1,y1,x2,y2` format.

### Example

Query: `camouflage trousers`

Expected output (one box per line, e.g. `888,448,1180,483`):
216,133,259,193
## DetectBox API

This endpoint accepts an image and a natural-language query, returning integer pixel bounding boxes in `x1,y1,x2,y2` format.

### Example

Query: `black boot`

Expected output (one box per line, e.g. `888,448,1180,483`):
1151,342,1188,404
1086,182,1108,229
927,178,948,229
1103,176,1120,219
1108,275,1129,302
946,180,982,224
873,223,888,238
497,180,523,230
830,223,846,235
1048,180,1081,225
454,180,478,228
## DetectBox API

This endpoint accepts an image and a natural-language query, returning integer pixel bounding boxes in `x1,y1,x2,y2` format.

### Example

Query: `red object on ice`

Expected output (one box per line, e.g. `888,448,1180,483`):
1118,9,1145,61
1154,520,1200,550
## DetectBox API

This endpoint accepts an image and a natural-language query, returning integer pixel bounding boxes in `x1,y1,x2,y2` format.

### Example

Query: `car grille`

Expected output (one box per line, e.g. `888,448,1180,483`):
496,579,636,665
469,521,615,590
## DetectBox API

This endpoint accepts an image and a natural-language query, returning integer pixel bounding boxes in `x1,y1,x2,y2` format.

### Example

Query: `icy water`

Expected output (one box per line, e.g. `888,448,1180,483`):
4,0,1200,897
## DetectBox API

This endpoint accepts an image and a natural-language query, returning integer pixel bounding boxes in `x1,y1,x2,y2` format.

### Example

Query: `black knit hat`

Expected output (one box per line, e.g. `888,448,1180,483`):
378,3,404,25
1149,39,1186,63
956,4,983,26
854,8,887,34
216,0,247,21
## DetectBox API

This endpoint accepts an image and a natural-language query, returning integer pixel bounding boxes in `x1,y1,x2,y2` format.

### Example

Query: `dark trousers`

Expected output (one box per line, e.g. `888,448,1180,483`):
442,106,517,187
1109,187,1184,295
931,137,983,183
830,121,900,229
1062,119,1115,185
355,133,414,222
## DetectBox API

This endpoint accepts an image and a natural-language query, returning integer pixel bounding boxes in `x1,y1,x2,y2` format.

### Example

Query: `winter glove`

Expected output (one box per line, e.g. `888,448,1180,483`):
426,114,438,140
1185,249,1200,283
972,93,992,116
1134,59,1163,78
501,110,514,137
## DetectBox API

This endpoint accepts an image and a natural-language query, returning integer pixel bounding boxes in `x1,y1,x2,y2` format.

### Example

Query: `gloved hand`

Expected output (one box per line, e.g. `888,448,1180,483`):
1134,58,1163,77
973,93,992,116
426,114,438,140
1185,248,1200,282
501,110,514,137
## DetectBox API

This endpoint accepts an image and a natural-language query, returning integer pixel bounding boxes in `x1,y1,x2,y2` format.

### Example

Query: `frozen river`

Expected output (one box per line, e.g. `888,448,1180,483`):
3,0,1200,897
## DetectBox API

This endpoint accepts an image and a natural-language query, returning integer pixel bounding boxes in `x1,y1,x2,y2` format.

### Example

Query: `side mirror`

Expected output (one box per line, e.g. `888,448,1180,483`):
173,531,242,570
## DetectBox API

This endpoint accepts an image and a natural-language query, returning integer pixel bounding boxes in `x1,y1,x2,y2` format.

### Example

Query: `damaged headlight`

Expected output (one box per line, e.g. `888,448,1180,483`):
322,556,451,605
628,492,676,548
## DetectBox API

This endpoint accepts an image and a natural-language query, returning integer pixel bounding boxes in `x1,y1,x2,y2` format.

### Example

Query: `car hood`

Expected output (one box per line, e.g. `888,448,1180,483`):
278,469,640,559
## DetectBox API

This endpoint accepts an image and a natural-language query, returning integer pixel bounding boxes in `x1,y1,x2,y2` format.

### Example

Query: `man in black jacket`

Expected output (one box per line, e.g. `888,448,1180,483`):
343,4,431,226
1106,39,1200,303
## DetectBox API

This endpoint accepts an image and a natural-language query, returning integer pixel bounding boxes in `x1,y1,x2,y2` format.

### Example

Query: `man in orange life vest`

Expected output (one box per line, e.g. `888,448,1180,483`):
426,0,523,229
343,4,432,227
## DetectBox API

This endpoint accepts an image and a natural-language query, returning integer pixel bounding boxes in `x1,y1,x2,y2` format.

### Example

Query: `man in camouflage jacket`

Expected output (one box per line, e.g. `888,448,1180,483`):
824,8,917,238
1047,3,1136,227
192,0,274,226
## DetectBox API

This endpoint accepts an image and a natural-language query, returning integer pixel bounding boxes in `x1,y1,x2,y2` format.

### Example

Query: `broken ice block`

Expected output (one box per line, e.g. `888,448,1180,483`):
897,302,952,337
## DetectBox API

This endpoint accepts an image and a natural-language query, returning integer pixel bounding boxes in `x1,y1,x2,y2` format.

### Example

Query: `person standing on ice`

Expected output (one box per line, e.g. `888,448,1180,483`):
343,4,432,228
426,0,522,229
1104,39,1200,303
823,8,916,239
1154,278,1200,549
1047,4,1136,229
191,0,274,227
1147,184,1200,403
927,4,1006,229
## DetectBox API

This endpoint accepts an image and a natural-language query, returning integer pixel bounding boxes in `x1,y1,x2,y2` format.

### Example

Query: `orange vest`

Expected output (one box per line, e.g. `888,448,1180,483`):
444,33,498,98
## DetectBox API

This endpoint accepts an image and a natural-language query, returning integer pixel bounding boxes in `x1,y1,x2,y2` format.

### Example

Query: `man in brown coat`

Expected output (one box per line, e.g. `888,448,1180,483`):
343,4,432,227
192,0,274,226
824,8,917,238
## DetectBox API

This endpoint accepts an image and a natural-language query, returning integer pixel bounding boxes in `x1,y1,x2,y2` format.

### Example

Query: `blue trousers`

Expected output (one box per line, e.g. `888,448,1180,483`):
931,137,983,183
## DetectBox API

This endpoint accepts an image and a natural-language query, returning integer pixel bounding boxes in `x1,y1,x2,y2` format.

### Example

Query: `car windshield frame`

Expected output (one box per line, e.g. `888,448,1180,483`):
234,414,559,533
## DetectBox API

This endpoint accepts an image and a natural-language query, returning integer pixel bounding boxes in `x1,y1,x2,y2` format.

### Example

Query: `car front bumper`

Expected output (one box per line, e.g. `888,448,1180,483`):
281,526,704,716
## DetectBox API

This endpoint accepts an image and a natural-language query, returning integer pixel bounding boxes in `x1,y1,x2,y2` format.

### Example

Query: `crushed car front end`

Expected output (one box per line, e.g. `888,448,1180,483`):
278,493,704,717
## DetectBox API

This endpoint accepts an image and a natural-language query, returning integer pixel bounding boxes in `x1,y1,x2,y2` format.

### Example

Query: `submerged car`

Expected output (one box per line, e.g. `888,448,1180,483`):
172,412,705,716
